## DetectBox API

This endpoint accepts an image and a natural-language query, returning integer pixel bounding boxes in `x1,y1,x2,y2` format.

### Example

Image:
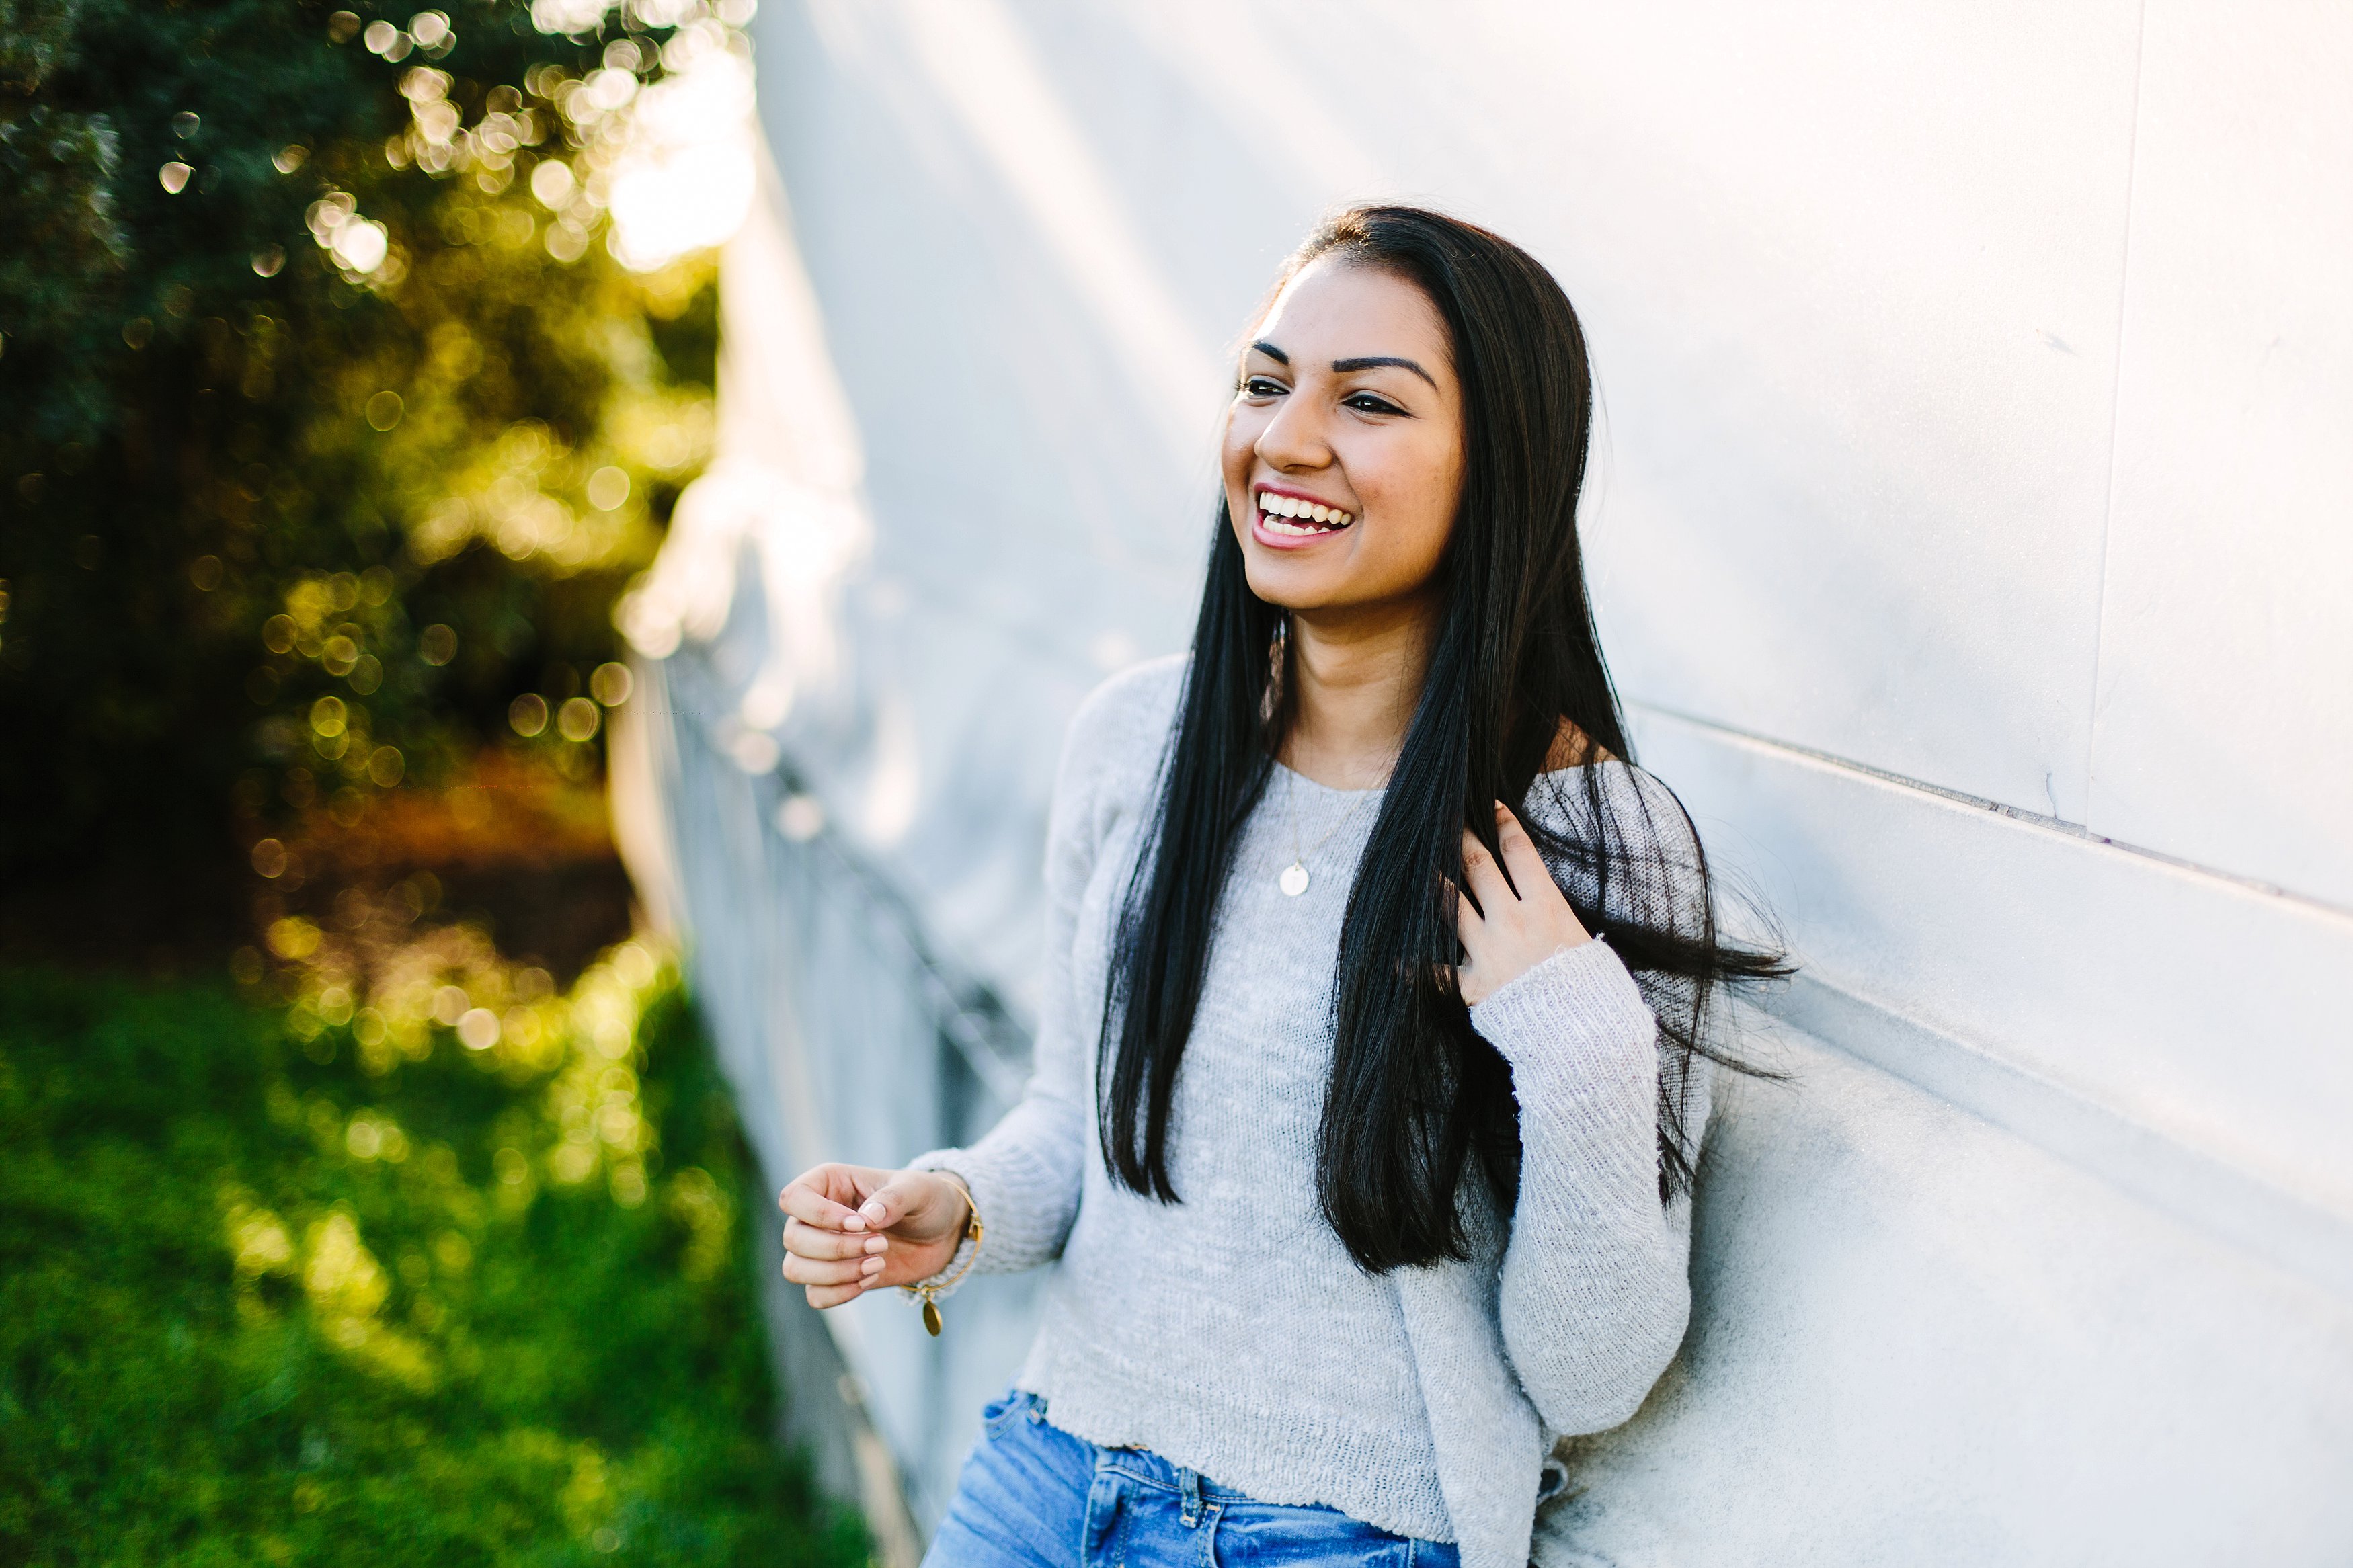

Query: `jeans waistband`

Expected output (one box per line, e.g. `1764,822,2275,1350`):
1006,1390,1278,1508
1094,1443,1261,1507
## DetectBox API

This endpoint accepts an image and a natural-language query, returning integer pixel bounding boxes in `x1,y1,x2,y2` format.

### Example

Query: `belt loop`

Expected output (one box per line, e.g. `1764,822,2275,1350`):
1083,1467,1123,1567
1178,1466,1202,1528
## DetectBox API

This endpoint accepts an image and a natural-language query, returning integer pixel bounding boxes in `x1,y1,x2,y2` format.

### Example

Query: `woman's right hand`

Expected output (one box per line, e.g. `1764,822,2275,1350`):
778,1163,971,1309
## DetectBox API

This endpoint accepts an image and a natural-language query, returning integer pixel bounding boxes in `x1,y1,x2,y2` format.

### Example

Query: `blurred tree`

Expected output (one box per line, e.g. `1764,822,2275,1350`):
0,0,725,938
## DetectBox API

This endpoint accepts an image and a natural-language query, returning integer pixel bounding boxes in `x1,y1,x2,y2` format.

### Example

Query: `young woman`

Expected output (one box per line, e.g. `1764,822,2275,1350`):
779,206,1778,1568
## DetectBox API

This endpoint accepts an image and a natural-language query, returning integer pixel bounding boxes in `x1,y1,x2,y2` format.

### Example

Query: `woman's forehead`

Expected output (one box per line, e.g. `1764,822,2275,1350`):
1254,257,1451,368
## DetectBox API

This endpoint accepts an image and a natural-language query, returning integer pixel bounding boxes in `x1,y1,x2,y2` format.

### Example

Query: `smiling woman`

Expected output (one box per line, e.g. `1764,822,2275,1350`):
776,206,1784,1568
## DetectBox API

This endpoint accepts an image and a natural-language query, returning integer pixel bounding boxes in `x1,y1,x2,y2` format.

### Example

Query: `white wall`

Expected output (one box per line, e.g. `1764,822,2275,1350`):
623,2,2353,1559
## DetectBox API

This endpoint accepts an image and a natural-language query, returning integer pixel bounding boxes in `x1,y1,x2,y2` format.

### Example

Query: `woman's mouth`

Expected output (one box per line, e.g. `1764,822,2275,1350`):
1252,487,1355,539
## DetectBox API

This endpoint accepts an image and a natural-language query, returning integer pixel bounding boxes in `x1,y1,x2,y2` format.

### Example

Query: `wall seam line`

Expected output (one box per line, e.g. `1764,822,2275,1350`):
1628,700,2353,925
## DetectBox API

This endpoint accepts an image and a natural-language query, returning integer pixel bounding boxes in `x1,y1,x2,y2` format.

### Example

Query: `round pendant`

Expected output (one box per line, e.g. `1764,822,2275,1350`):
921,1298,943,1337
1279,862,1310,897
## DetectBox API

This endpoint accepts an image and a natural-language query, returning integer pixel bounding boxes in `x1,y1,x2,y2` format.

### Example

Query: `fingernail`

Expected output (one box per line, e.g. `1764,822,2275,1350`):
861,1257,883,1274
865,1236,887,1254
861,1200,886,1221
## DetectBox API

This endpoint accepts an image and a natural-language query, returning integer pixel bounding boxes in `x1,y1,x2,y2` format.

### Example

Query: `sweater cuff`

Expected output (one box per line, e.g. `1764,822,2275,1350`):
904,1146,988,1295
1467,937,1654,1075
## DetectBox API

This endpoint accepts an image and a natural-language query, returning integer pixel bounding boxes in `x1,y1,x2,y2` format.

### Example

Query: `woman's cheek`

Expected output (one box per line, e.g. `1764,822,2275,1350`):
1220,403,1262,463
1377,491,1455,590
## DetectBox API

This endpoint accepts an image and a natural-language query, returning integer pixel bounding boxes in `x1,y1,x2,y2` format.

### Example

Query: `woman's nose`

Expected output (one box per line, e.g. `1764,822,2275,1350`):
1256,394,1330,472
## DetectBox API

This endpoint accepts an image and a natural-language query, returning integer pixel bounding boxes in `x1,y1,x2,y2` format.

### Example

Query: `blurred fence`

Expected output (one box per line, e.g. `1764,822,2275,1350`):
614,643,1039,1557
601,137,1082,1541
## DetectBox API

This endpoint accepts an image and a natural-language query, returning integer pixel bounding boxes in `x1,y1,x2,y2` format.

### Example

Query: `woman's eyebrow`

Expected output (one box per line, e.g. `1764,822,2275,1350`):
1332,355,1437,388
1249,340,1289,365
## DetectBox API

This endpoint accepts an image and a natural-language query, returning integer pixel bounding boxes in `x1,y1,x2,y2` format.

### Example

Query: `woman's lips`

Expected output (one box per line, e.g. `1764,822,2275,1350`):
1251,485,1355,547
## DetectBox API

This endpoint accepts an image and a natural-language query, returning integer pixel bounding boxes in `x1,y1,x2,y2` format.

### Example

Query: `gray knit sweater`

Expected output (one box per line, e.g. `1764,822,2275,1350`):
911,657,1708,1568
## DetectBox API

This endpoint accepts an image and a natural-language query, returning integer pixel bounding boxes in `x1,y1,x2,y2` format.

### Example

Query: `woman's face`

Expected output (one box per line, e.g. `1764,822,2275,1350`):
1220,257,1466,621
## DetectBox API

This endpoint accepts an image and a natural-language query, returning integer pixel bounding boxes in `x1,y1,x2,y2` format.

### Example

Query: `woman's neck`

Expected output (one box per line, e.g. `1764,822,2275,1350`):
1279,600,1432,790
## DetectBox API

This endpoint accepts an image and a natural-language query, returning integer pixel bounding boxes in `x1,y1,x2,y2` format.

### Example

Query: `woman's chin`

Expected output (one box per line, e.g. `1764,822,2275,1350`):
1241,559,1341,611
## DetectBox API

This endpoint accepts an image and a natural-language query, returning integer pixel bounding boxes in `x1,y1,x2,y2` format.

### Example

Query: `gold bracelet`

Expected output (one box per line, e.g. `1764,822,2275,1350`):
912,1175,983,1337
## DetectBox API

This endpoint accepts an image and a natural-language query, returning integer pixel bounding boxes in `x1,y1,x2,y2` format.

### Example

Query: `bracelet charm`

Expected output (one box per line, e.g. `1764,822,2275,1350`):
910,1183,983,1337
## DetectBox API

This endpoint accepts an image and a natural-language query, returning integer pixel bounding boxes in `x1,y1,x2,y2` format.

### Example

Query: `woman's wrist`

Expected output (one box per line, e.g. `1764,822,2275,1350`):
904,1169,985,1320
1466,936,1651,1075
932,1170,975,1245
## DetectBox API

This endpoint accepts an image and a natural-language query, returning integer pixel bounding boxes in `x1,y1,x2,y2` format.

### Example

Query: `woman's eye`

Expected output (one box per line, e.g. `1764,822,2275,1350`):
1242,376,1287,397
1345,392,1404,416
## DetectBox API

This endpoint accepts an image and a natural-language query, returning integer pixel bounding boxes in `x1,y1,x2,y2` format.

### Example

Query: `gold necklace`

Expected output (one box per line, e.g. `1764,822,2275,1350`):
1278,763,1382,897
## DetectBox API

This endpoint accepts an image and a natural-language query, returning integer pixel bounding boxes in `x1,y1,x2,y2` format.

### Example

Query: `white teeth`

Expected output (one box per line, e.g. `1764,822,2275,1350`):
1256,491,1353,529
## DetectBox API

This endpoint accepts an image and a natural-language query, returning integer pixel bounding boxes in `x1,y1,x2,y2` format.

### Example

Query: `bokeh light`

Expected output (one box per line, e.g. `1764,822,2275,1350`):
586,466,629,511
776,794,824,842
601,27,754,272
556,696,600,742
589,661,632,706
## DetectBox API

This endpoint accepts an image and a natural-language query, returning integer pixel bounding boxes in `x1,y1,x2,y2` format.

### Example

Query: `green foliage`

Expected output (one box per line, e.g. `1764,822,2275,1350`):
0,958,865,1567
0,0,723,882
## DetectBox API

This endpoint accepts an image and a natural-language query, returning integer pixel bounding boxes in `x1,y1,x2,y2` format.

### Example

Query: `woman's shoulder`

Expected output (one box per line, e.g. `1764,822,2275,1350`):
1523,753,1711,936
1523,749,1702,875
1532,719,1673,817
1043,655,1185,872
1055,653,1187,798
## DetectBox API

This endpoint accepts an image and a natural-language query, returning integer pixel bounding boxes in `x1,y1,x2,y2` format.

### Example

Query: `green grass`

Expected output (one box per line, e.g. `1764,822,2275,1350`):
0,960,864,1568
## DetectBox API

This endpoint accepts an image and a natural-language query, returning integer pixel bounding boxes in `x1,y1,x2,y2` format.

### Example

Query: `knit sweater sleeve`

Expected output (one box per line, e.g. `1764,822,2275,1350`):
1467,766,1715,1436
904,661,1172,1281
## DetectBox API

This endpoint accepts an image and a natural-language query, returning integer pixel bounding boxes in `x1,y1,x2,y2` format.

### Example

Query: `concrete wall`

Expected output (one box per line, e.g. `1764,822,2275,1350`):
618,2,2353,1559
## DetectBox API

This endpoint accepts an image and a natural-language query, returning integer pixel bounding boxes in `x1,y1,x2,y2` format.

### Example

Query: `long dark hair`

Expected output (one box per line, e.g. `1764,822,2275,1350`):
1097,205,1785,1273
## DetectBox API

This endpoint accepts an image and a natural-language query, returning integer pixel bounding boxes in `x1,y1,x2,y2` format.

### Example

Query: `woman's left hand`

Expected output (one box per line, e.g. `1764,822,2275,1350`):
1452,802,1591,1007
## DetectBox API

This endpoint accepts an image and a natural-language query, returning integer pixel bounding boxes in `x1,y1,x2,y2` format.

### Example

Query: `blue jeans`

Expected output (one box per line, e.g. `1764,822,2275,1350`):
923,1389,1461,1568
